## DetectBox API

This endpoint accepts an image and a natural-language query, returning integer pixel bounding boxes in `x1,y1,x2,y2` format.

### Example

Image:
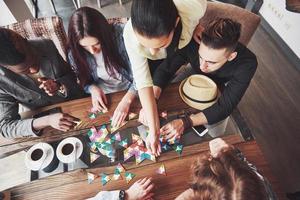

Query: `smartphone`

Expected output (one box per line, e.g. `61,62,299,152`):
192,125,208,137
33,107,62,118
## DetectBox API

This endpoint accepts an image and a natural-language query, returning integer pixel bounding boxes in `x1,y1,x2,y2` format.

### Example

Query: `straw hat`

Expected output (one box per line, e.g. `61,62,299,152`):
179,75,219,110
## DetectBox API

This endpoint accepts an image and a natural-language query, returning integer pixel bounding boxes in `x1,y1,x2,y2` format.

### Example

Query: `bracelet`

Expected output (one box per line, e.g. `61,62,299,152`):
178,113,193,130
55,81,66,95
119,190,126,200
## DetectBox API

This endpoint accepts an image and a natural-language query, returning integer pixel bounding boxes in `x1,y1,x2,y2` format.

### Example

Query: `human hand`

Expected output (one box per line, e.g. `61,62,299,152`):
193,23,205,44
126,177,154,200
209,138,230,158
89,85,108,112
47,113,79,131
160,119,184,141
111,98,131,127
153,86,162,100
38,77,60,96
145,131,161,157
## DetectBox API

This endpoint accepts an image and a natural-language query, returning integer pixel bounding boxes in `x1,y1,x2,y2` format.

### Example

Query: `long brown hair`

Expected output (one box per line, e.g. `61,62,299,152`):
67,7,127,87
190,147,267,200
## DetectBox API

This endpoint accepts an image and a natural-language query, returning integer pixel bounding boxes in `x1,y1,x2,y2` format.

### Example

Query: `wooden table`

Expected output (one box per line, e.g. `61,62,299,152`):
0,83,193,158
5,138,285,200
0,83,284,199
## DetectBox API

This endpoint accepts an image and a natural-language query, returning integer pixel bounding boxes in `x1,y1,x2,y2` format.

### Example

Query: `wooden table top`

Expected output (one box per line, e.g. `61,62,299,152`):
5,137,285,200
0,83,193,158
0,82,284,199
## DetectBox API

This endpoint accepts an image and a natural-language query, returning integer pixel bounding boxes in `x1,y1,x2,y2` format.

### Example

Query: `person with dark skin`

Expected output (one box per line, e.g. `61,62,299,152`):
0,28,84,138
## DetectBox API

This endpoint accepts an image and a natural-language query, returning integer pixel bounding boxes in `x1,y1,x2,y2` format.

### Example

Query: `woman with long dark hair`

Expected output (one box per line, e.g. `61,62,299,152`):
67,7,136,127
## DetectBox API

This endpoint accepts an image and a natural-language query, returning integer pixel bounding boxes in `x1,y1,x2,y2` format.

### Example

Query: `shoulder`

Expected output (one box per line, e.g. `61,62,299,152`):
174,0,207,18
29,39,60,61
29,39,57,52
112,23,125,35
229,43,257,81
112,23,125,46
123,19,140,54
67,50,73,61
234,43,258,71
123,20,136,44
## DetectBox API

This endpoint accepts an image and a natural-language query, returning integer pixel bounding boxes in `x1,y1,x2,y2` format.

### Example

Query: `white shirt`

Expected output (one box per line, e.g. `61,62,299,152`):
94,52,130,94
123,0,207,90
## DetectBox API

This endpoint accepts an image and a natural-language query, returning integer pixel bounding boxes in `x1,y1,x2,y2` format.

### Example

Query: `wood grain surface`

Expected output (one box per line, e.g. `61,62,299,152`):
6,139,285,200
0,83,193,158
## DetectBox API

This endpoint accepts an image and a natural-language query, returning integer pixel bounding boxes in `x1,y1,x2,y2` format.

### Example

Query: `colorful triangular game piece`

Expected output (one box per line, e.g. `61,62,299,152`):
100,173,111,186
90,152,100,163
89,142,98,153
88,112,97,119
174,144,183,155
161,143,171,151
119,138,128,148
156,164,167,176
132,133,141,143
111,173,122,181
123,147,135,161
87,172,96,184
125,172,135,183
168,137,180,145
111,132,121,142
142,150,156,162
115,163,126,174
135,154,145,165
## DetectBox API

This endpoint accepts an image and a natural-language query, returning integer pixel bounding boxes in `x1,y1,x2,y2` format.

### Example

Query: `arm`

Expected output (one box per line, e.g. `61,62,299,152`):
54,57,83,99
139,87,161,156
51,44,83,99
88,177,154,200
111,90,136,127
152,39,199,90
152,50,188,90
87,191,120,200
0,94,39,138
174,0,207,48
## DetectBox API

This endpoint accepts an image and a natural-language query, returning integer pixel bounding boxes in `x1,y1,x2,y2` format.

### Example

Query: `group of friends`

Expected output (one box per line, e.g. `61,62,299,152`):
0,0,277,199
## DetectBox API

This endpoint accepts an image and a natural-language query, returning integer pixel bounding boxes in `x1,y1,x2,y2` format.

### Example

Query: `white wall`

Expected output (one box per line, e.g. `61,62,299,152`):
260,0,300,59
0,0,17,26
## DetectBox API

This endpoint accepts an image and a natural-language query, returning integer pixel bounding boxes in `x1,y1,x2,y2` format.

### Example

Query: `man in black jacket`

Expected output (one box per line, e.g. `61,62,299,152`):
0,28,84,138
153,18,257,138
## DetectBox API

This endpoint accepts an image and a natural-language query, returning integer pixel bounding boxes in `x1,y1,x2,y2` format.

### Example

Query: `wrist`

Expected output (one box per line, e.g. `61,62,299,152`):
121,95,133,105
178,113,193,130
56,81,66,95
32,116,49,131
88,84,97,93
123,190,130,200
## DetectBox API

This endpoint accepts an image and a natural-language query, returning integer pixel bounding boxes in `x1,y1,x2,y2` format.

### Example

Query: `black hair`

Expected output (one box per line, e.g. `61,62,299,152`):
202,18,241,52
67,7,128,87
0,28,26,66
131,0,179,38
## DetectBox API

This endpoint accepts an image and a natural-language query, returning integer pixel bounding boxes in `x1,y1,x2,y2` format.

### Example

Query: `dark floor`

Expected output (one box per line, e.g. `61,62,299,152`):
240,25,300,194
37,0,300,196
